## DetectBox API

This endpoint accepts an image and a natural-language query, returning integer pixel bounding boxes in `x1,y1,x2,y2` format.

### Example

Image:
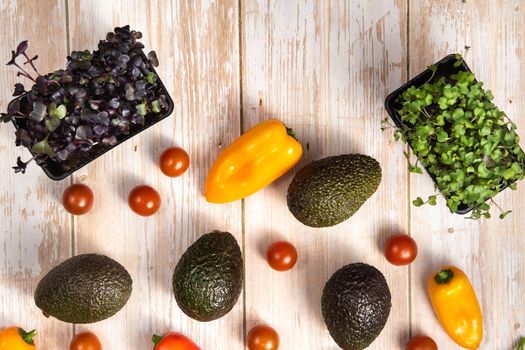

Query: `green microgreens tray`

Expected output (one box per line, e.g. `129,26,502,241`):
384,54,525,219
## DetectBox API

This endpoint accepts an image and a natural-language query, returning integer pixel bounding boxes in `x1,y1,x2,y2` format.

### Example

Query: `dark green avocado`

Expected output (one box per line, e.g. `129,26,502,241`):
287,154,381,227
321,263,391,350
34,254,132,324
173,230,243,322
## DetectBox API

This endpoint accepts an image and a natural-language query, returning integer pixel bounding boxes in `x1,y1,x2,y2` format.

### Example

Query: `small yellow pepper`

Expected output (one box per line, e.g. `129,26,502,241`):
428,266,483,349
0,327,36,350
205,119,302,203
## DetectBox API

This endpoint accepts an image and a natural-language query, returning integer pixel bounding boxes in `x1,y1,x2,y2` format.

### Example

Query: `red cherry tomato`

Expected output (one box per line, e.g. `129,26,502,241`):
247,325,280,350
266,241,298,271
69,332,102,350
62,184,94,215
160,147,190,177
384,234,418,266
153,332,200,350
128,185,161,216
406,335,438,350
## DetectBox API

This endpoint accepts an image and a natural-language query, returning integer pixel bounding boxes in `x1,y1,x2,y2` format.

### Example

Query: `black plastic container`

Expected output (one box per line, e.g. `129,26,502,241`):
7,51,174,181
384,54,524,215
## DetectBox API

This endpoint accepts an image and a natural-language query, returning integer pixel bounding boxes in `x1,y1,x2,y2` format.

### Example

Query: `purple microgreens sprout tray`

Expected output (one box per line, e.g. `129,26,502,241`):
2,25,174,181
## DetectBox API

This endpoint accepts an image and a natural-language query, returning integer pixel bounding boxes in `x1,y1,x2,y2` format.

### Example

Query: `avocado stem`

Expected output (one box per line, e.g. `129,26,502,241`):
434,269,454,284
18,328,37,345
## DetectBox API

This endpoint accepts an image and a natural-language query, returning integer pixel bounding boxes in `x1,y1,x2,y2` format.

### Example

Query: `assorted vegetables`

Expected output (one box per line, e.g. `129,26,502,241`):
69,332,102,350
0,327,36,350
205,120,302,203
428,266,483,349
2,25,522,350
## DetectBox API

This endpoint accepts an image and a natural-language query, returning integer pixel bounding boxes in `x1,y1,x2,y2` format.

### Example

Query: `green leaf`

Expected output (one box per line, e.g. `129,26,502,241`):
409,164,423,174
501,168,516,180
479,126,491,136
499,210,512,219
437,130,449,142
146,71,158,84
31,135,55,157
412,197,425,207
45,116,61,132
477,162,491,178
151,100,161,113
136,103,147,116
517,336,525,350
49,103,67,119
427,195,437,206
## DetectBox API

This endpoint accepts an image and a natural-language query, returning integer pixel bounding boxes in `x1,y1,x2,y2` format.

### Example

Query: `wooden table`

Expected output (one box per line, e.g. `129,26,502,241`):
1,1,523,349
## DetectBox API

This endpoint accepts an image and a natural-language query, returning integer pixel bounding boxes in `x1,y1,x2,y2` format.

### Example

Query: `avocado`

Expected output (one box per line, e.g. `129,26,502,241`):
321,263,391,350
173,230,243,322
287,154,381,227
34,254,132,323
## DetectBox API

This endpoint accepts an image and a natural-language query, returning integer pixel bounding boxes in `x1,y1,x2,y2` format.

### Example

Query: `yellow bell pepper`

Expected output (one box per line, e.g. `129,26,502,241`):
428,266,483,349
205,119,302,203
0,327,36,350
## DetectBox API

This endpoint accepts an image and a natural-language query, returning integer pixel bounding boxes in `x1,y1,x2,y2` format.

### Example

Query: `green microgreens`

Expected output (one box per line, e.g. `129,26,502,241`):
387,56,524,219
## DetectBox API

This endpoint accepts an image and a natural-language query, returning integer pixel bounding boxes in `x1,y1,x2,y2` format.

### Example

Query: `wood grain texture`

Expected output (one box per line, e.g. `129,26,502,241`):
241,1,409,349
68,0,242,349
409,1,525,349
2,0,525,349
0,0,73,348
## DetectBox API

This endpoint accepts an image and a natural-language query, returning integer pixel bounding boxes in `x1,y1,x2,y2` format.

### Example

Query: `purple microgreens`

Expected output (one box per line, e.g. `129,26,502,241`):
147,51,159,67
3,25,168,174
6,41,39,82
31,134,54,157
29,101,46,121
12,83,25,96
15,40,28,56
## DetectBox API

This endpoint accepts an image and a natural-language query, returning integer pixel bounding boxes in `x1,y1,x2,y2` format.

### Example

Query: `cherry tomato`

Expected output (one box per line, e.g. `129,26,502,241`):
128,185,161,216
160,147,190,177
247,325,280,350
62,184,94,215
406,335,438,350
69,332,101,350
153,332,200,350
384,234,418,265
266,241,298,271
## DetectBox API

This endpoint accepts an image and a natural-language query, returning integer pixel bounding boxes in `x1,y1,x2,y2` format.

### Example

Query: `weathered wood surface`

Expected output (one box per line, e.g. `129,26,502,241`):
0,0,523,349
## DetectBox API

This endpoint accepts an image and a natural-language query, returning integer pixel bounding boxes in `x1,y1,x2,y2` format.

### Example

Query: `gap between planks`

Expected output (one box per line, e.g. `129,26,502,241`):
64,0,77,339
237,0,247,347
406,0,412,340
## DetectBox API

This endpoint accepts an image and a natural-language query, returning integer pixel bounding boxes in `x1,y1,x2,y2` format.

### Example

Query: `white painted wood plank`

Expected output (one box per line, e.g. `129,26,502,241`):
68,0,243,349
409,1,525,348
242,1,409,349
0,0,73,348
